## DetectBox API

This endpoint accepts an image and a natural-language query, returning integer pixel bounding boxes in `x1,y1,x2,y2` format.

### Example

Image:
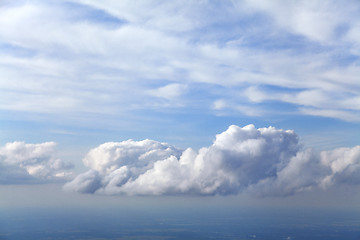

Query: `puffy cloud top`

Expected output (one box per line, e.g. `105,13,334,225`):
0,141,74,184
82,139,182,174
63,125,303,196
64,125,360,196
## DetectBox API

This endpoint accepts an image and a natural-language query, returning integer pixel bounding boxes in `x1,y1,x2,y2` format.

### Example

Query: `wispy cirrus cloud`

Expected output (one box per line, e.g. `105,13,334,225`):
0,0,359,125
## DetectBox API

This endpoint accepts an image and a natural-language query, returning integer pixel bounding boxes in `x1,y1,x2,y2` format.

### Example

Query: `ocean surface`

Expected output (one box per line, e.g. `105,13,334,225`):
1,206,360,240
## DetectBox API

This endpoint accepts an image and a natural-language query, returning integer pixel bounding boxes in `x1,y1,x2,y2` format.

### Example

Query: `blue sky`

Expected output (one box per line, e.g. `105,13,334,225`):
1,0,360,204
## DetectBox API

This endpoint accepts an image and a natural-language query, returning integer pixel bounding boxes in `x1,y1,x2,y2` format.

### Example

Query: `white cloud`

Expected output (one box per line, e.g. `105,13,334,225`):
75,0,224,33
300,108,360,122
212,99,227,110
148,83,188,100
64,125,295,195
243,0,355,44
64,125,360,196
212,99,264,117
253,145,360,196
82,139,182,174
243,87,360,120
0,141,74,184
0,0,359,125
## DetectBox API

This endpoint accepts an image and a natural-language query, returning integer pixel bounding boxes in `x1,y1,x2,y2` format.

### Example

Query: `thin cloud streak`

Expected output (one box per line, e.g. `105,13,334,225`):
0,0,359,123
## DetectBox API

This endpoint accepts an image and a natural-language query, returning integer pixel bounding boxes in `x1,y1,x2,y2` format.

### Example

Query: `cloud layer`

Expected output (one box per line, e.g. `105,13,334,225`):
1,0,360,125
0,141,74,184
64,125,360,196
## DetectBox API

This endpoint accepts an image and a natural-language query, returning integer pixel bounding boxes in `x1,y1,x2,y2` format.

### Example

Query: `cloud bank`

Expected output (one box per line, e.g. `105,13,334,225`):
0,141,74,184
64,125,360,196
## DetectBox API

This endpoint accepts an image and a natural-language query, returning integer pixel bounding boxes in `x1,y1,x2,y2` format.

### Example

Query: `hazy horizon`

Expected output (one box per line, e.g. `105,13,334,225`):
1,0,360,239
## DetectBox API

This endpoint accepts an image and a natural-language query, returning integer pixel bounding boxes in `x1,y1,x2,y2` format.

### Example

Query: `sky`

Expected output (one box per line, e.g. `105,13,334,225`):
1,0,360,211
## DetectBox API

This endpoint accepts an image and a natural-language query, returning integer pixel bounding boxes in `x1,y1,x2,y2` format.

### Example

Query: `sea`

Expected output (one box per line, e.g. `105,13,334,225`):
1,206,359,240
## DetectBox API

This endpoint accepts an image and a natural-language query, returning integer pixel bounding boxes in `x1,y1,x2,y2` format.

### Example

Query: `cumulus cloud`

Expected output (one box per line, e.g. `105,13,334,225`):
0,141,74,184
62,124,355,196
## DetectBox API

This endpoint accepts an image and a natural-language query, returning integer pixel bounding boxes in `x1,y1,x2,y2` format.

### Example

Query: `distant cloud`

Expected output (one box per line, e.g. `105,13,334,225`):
243,0,357,44
252,145,360,197
148,83,188,100
0,141,74,184
212,99,264,117
299,107,360,122
64,124,360,196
